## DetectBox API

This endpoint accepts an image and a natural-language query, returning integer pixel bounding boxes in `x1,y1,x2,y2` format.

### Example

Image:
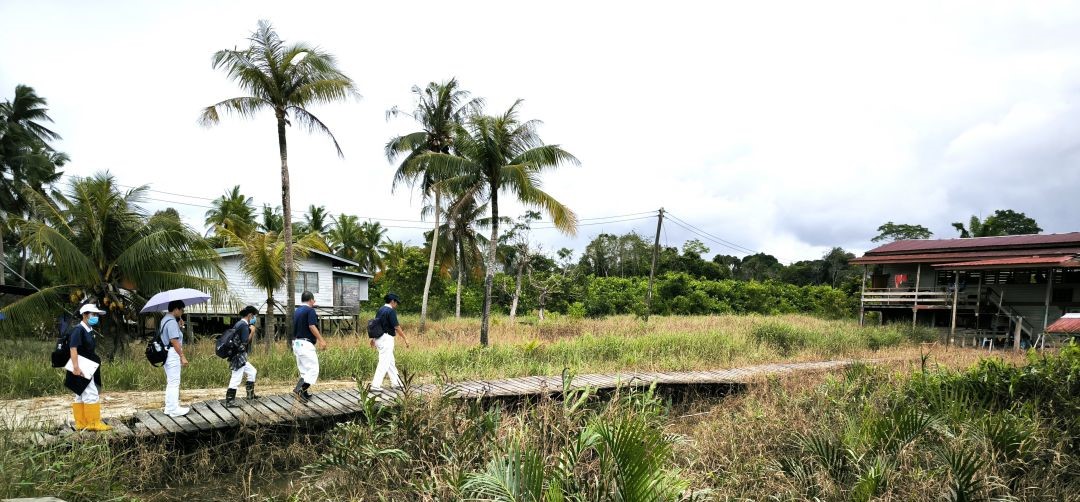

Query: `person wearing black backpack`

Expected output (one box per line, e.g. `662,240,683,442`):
370,293,410,391
224,306,259,408
66,303,112,431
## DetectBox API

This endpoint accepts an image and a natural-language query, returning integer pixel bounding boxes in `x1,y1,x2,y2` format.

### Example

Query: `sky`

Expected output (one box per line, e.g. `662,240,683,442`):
2,0,1079,264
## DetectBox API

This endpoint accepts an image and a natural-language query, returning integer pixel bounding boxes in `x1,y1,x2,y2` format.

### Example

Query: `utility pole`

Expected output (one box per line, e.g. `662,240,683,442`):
645,208,664,321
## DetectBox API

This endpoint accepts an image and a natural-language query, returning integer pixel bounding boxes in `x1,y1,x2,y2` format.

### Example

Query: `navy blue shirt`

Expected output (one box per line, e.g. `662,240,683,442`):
233,319,252,345
293,305,318,342
377,305,399,336
68,323,96,355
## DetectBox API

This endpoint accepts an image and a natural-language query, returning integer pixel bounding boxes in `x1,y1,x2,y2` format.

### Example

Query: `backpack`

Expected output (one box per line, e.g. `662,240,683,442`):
145,317,173,366
215,326,243,359
51,329,73,368
367,309,386,338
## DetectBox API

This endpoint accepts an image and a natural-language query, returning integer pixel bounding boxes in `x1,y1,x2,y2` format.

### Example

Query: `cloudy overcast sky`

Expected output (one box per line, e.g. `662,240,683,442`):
2,1,1079,264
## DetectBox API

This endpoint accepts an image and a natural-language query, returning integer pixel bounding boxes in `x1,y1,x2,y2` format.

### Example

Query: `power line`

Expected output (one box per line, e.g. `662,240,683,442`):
665,217,756,256
532,215,656,230
664,212,758,255
60,180,744,254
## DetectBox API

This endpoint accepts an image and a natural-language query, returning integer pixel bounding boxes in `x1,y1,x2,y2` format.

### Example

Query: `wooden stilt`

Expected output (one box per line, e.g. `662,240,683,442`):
949,272,960,346
912,264,921,329
859,265,867,327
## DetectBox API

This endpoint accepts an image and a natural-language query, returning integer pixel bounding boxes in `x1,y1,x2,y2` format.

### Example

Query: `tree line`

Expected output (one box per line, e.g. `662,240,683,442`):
0,20,1051,349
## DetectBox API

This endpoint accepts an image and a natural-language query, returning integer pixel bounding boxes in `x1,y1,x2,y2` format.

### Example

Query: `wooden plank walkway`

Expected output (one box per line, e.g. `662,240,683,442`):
45,359,860,441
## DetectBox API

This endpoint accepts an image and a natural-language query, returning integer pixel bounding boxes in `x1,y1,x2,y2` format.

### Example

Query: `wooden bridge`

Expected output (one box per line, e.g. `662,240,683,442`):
48,359,862,441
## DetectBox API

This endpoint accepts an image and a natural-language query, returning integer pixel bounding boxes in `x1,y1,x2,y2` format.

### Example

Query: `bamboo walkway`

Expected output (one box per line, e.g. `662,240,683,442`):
48,359,860,440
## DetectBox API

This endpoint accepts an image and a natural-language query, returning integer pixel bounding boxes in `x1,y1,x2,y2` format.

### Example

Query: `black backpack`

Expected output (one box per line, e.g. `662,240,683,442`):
215,326,243,359
367,309,385,339
51,329,73,368
145,317,173,366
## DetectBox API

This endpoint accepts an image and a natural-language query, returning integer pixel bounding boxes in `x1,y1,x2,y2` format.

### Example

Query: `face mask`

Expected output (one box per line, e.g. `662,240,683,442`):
249,317,257,325
88,316,100,326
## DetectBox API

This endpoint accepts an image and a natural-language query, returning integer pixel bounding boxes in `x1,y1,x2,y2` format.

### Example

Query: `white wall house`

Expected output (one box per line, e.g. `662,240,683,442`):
192,247,372,316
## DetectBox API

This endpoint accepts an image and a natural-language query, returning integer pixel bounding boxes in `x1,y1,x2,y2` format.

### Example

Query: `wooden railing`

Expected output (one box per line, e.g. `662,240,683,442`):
863,289,951,307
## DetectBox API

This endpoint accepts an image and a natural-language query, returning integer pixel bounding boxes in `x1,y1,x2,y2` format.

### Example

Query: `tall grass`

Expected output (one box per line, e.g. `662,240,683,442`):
0,315,927,399
2,345,1077,500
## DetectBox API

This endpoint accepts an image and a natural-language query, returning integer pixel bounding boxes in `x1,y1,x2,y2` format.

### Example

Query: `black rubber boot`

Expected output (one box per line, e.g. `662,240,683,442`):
224,388,238,408
245,381,257,400
293,379,310,402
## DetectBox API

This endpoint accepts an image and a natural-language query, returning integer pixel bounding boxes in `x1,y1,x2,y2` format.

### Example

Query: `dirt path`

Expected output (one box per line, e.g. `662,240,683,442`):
0,380,360,428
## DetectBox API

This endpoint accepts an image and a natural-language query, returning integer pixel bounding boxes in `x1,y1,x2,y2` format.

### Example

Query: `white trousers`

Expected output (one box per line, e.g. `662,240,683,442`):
74,379,99,404
163,349,183,413
371,334,401,389
228,362,257,390
292,339,319,385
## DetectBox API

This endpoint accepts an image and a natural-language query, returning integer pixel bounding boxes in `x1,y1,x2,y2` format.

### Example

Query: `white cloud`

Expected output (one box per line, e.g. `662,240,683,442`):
2,0,1080,265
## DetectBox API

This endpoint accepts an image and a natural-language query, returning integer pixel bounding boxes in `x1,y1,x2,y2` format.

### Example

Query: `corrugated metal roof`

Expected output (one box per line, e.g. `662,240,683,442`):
215,246,360,268
850,247,1080,265
1045,313,1080,334
931,256,1080,269
861,232,1080,255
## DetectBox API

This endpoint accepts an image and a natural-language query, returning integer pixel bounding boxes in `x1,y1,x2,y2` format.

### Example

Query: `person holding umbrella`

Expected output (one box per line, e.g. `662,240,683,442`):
141,288,212,417
67,303,112,431
161,300,189,417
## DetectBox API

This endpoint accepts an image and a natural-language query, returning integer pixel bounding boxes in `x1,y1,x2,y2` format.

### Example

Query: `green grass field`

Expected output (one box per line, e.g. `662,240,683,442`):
0,314,934,399
2,339,1075,501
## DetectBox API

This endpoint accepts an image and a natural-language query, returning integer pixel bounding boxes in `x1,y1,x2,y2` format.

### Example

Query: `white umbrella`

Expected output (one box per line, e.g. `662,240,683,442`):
140,288,211,314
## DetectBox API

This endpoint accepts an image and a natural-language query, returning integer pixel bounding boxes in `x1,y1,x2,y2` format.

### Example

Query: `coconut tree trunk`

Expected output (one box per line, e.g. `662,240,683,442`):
265,292,275,352
480,185,498,347
509,247,527,323
0,221,6,286
277,113,295,347
420,191,440,333
456,237,465,318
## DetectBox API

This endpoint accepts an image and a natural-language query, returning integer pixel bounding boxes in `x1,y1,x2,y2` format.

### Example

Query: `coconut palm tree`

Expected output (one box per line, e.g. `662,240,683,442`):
416,101,578,346
303,204,330,235
218,227,327,351
386,78,483,333
259,204,284,233
428,194,504,317
357,221,388,274
201,20,358,329
0,173,226,357
205,185,257,243
1,85,65,286
327,213,363,263
380,239,409,275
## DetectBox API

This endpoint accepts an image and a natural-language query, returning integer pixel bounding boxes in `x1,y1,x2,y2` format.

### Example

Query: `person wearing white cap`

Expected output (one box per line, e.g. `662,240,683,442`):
160,300,190,417
66,303,112,431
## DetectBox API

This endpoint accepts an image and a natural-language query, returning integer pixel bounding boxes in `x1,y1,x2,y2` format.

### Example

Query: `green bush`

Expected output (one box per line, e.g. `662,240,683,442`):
751,322,811,356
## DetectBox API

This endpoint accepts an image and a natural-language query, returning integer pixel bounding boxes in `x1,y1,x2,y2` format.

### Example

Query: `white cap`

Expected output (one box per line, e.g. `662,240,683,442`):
79,304,106,315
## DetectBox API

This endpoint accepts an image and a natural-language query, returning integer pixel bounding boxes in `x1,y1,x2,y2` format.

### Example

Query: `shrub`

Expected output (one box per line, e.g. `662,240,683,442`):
751,322,811,356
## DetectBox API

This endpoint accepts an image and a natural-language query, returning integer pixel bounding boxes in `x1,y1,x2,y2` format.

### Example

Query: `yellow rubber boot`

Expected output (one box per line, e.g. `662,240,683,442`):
83,403,112,432
71,403,86,430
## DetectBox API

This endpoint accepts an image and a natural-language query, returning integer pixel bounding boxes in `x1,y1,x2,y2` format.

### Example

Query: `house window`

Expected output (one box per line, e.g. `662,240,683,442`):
295,272,318,294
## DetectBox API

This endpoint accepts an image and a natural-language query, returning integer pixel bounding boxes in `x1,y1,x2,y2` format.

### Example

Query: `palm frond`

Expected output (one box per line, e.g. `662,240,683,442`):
199,97,271,126
0,285,71,337
288,106,344,157
463,444,545,502
18,220,98,285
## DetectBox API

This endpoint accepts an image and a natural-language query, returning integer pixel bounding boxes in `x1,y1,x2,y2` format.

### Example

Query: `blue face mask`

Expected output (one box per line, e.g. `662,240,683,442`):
88,316,100,326
249,317,257,325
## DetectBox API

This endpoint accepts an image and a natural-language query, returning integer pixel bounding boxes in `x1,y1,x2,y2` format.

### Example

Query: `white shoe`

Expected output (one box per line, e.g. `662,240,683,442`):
165,407,190,417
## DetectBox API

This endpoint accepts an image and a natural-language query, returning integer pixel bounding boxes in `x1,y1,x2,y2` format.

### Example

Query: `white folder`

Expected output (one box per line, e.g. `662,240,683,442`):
63,355,99,381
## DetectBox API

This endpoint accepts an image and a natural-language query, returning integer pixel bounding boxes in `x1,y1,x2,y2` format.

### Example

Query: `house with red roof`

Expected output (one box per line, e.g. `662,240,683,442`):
850,232,1080,348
